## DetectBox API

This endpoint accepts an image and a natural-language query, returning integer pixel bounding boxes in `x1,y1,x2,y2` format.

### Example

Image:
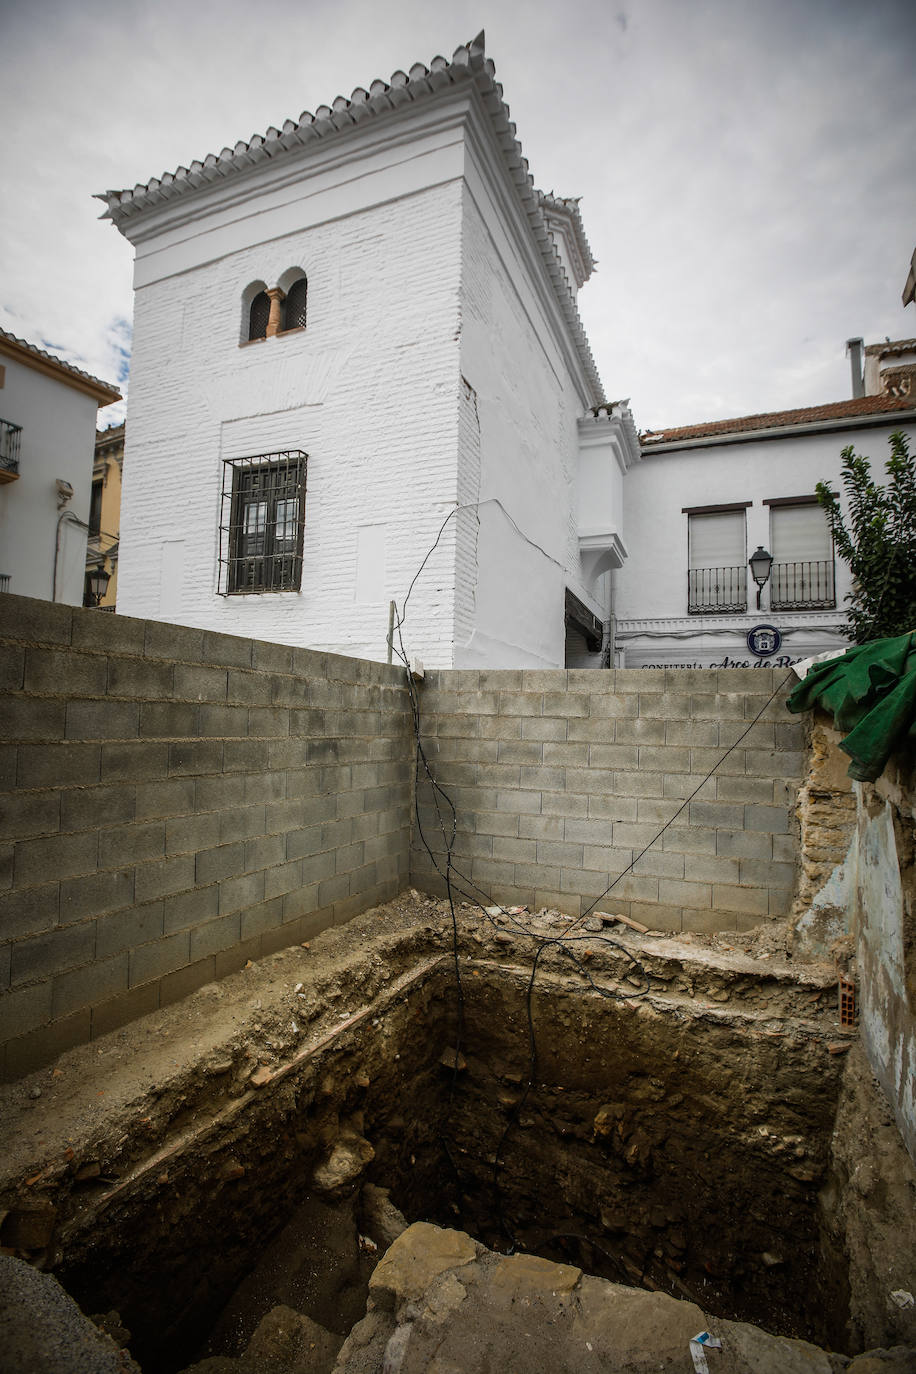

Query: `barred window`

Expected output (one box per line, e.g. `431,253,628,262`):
283,277,308,330
248,291,271,341
219,451,307,594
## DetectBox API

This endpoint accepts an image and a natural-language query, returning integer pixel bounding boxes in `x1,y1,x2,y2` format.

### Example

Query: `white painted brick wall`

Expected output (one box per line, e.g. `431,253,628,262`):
119,181,464,669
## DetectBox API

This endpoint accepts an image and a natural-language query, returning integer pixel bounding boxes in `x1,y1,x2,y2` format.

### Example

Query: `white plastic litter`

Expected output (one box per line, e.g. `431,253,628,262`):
890,1290,915,1309
689,1331,722,1373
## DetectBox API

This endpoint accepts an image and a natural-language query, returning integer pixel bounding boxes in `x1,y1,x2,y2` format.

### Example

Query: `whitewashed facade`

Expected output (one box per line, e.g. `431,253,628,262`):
614,395,916,668
103,35,636,669
0,332,120,606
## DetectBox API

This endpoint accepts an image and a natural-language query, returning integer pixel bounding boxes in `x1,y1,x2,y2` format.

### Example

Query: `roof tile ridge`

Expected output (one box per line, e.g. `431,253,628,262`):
0,327,120,397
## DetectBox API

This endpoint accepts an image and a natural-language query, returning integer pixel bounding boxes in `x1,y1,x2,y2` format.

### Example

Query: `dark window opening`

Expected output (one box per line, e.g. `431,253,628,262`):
88,481,103,538
248,291,270,342
283,278,308,331
219,451,307,594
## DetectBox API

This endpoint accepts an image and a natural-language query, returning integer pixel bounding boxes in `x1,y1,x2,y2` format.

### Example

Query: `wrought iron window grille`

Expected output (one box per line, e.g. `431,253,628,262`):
769,558,836,611
687,566,747,615
219,451,307,595
0,418,22,478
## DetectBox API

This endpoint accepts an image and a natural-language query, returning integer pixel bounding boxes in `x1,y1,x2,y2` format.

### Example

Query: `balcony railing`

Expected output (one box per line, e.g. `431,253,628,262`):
0,418,22,481
0,575,10,593
770,559,836,611
688,566,747,614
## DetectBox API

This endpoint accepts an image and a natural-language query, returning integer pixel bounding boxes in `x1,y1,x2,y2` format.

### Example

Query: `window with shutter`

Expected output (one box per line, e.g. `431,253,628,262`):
686,508,747,613
768,499,835,609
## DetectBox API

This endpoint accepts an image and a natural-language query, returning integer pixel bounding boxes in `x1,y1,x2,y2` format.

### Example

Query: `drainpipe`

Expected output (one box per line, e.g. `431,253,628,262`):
846,338,865,399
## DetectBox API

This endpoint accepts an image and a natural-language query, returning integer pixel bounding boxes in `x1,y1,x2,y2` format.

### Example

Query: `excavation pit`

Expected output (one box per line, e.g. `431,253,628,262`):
0,897,906,1371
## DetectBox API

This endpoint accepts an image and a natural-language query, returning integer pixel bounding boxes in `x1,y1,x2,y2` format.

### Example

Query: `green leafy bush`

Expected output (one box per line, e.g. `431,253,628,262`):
816,430,916,643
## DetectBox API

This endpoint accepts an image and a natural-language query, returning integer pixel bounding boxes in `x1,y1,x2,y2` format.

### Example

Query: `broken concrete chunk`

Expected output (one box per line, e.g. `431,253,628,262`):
248,1064,272,1089
439,1048,467,1073
369,1222,478,1312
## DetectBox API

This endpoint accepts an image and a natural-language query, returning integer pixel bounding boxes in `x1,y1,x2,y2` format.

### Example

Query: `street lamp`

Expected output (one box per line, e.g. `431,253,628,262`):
86,565,111,607
748,546,773,610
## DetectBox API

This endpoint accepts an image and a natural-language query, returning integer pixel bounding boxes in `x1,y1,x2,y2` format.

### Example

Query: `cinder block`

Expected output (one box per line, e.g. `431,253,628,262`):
227,669,274,707
52,954,128,1020
534,888,580,916
772,834,796,864
662,774,716,801
718,668,777,692
138,703,200,747
614,717,665,744
716,830,772,860
658,877,710,908
168,740,224,776
496,789,541,815
713,884,770,916
560,867,614,897
221,803,268,843
159,956,216,1007
60,869,134,922
318,873,349,907
690,692,747,721
744,804,790,834
769,887,793,916
664,720,718,748
682,908,737,934
617,668,666,691
470,857,516,887
637,745,691,773
518,814,563,841
173,662,229,703
746,749,805,778
632,849,685,880
135,777,195,820
639,692,690,719
163,885,219,933
11,921,96,987
242,896,286,938
563,817,615,846
688,800,745,829
0,699,67,742
496,692,542,718
0,845,11,894
61,782,135,831
517,670,568,692
496,739,544,766
199,704,249,738
774,721,807,751
165,811,221,856
541,691,587,718
18,743,101,788
589,746,641,774
636,798,679,825
298,840,337,881
611,873,660,903
66,700,139,741
587,693,639,719
134,854,195,902
99,820,165,869
0,883,59,938
70,608,142,655
219,869,266,915
661,825,717,856
581,845,634,874
587,794,638,822
15,831,97,886
539,791,588,818
0,594,72,647
0,791,60,841
195,773,246,812
143,621,203,663
491,836,537,863
223,740,270,774
245,833,287,872
628,902,682,932
334,840,366,874
101,741,169,783
0,979,53,1039
689,748,746,777
564,766,616,795
107,657,173,699
739,858,796,888
518,717,565,742
195,841,245,886
684,854,741,884
611,770,666,799
91,982,161,1038
348,862,381,898
566,717,616,744
97,901,164,957
612,821,663,849
249,707,291,738
25,648,106,697
714,776,776,804
536,840,584,868
190,912,241,960
519,765,566,790
129,930,191,986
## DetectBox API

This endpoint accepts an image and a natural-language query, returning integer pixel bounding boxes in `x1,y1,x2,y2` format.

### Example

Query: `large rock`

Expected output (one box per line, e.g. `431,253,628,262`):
0,1254,139,1374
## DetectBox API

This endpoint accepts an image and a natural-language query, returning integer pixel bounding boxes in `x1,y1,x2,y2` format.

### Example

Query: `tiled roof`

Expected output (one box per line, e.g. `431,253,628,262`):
96,33,605,405
640,392,916,446
0,329,121,405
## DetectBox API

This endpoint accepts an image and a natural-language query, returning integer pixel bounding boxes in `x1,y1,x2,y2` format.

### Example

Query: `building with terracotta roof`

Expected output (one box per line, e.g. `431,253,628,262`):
613,359,916,668
100,33,636,668
0,330,120,606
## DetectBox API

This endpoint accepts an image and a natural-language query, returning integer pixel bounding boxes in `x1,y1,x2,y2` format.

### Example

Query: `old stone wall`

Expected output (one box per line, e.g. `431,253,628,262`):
0,594,412,1079
412,666,803,931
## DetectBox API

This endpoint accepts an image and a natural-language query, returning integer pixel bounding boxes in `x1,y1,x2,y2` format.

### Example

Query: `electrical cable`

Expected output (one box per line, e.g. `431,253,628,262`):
387,504,793,1257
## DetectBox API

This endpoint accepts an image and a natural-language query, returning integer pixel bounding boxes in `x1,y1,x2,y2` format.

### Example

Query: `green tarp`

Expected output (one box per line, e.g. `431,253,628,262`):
786,631,916,782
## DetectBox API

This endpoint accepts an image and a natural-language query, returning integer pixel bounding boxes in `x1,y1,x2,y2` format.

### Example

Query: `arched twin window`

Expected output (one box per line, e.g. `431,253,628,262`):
244,270,308,343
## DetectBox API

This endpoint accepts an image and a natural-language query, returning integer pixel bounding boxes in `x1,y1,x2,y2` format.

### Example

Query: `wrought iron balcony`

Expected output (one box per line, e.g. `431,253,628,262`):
770,559,836,611
688,566,747,614
0,418,22,481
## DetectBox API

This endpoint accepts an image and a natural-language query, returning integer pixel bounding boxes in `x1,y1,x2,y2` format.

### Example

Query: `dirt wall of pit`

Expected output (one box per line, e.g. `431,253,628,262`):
0,595,412,1079
412,666,804,929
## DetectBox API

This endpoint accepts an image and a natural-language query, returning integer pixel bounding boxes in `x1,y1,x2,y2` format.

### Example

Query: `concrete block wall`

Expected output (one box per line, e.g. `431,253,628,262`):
411,667,804,930
0,594,412,1079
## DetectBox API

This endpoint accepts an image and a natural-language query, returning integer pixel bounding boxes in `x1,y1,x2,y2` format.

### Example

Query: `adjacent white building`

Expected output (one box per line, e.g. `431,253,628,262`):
614,389,916,668
101,33,637,669
0,331,120,606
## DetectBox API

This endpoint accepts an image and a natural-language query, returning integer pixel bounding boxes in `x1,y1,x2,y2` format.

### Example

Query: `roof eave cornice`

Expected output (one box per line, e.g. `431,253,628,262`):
0,333,121,406
640,406,916,454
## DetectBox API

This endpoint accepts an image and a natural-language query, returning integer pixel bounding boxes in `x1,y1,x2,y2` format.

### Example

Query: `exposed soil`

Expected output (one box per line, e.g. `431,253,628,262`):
1,891,909,1374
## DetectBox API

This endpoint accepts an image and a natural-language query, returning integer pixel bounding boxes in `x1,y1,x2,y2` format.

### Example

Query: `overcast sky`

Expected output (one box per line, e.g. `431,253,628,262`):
1,0,914,431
